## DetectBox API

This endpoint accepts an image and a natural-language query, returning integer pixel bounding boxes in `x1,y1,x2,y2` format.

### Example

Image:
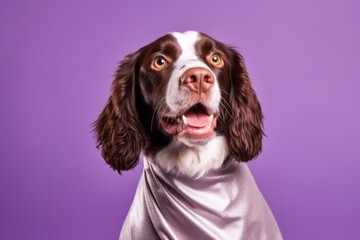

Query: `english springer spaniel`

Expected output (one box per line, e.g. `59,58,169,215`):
94,31,282,240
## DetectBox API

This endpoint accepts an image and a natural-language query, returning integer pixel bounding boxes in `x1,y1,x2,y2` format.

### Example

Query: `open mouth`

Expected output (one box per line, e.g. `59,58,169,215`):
160,103,217,140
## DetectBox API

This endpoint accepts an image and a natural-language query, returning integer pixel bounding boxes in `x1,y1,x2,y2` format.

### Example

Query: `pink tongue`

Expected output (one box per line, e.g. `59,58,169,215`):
185,112,211,127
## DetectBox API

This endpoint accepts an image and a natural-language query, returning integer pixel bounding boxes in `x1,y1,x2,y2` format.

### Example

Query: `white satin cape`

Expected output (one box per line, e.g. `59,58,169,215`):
119,157,282,240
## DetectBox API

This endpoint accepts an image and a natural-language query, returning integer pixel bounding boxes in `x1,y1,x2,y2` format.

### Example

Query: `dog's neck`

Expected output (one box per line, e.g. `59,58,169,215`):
150,136,229,178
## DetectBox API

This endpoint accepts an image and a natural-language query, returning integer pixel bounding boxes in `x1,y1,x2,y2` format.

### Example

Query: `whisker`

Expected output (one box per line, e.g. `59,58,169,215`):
219,88,231,97
219,97,233,118
218,103,226,120
151,98,167,133
158,101,172,131
222,99,233,115
218,103,225,120
219,88,233,116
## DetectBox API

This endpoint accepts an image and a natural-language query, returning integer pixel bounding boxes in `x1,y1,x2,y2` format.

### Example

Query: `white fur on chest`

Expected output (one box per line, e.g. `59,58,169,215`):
152,135,228,178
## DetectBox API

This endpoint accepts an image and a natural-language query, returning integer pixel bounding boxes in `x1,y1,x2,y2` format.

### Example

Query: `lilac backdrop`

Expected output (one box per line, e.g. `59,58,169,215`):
1,0,359,239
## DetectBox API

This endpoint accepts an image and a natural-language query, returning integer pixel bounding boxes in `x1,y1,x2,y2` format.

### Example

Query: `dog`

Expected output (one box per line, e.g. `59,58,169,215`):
94,31,282,240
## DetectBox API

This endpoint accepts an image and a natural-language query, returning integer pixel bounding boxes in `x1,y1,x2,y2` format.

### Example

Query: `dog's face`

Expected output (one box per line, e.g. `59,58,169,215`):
94,31,263,173
136,32,230,146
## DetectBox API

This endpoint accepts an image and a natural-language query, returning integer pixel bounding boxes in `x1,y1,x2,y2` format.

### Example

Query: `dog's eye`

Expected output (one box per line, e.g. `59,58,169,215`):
212,55,220,63
152,56,168,70
209,53,224,67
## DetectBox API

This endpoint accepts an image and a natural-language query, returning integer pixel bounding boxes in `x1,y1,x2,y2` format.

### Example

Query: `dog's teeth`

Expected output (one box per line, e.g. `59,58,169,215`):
182,115,188,125
207,115,214,127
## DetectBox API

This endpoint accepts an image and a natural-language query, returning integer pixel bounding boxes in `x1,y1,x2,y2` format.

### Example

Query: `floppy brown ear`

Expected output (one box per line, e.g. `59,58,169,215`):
227,50,264,162
94,53,144,173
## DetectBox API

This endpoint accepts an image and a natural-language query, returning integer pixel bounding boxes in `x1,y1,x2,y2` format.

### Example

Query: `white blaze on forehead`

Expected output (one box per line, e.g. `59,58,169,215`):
171,31,199,61
171,31,213,72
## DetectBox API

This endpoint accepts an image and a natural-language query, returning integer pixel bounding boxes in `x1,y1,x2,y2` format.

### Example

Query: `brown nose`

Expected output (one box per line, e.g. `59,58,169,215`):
181,68,214,93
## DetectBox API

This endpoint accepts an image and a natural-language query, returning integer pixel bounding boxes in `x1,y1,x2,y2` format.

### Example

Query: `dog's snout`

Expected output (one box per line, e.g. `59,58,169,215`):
181,68,214,93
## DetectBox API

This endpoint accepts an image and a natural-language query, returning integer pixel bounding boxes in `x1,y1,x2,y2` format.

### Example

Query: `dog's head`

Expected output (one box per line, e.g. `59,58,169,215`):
94,31,264,173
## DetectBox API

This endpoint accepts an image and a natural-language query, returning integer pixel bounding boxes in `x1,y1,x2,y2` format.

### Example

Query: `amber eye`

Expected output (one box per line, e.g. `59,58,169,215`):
152,56,168,70
209,53,224,67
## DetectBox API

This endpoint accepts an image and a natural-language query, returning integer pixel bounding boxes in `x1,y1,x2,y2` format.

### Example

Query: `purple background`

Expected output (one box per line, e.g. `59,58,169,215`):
1,0,359,239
